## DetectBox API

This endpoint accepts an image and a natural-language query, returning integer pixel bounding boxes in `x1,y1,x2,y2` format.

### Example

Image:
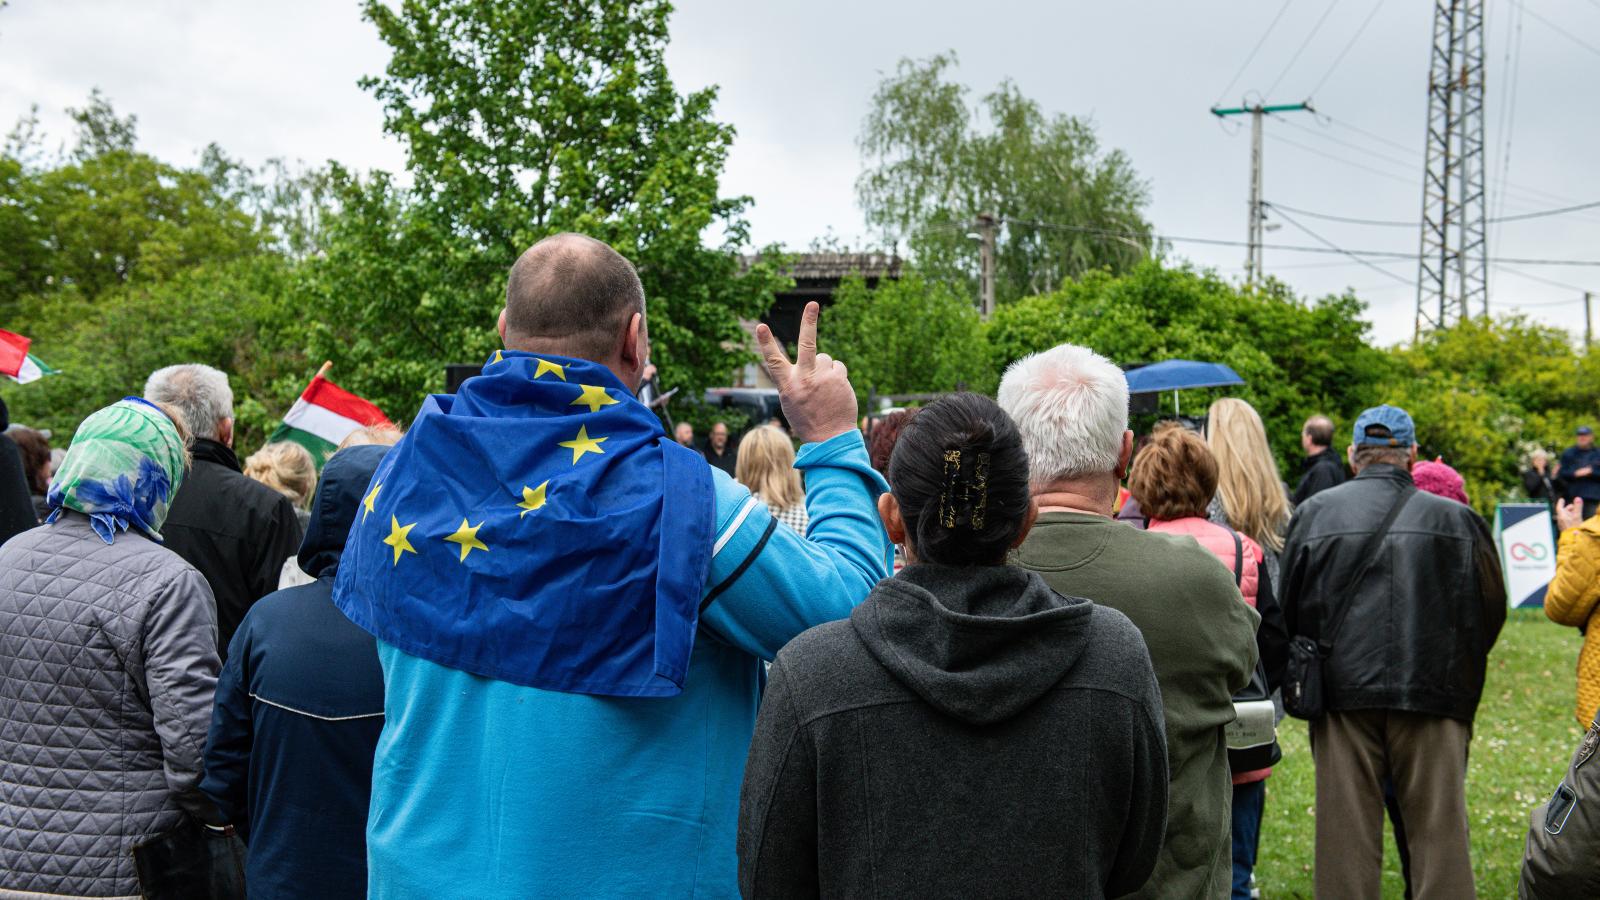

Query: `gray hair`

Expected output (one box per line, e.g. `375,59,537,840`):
1351,444,1412,471
143,364,234,441
997,343,1129,488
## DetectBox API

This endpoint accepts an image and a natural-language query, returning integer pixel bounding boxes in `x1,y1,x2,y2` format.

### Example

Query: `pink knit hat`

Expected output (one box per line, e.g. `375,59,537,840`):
1413,457,1469,505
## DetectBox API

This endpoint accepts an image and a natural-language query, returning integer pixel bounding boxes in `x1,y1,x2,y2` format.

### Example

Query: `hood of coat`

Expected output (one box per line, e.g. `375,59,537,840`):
851,563,1095,725
298,444,389,578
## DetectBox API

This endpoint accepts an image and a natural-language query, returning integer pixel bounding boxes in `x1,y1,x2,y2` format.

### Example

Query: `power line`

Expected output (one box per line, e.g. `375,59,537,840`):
1262,198,1600,228
1264,202,1414,228
1275,115,1419,171
997,216,1600,267
1318,114,1420,157
1305,0,1387,99
1493,199,1600,224
1265,1,1340,98
1515,1,1600,60
1214,0,1295,105
1268,206,1414,285
1265,132,1419,188
1282,118,1596,224
1493,265,1592,296
1310,113,1600,219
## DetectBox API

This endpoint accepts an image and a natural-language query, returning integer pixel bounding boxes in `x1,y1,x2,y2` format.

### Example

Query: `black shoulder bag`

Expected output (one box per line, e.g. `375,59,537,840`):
1282,485,1416,720
1225,528,1281,772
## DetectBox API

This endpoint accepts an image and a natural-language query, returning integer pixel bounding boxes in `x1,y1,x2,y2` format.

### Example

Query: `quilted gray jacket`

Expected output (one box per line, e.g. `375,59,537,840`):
0,513,221,899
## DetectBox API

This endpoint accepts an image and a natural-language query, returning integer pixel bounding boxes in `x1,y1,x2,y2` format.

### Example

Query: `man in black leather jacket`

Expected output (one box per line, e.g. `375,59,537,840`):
1279,404,1505,900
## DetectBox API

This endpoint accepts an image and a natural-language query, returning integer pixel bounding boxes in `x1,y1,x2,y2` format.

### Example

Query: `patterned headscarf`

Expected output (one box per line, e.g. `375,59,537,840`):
47,397,188,544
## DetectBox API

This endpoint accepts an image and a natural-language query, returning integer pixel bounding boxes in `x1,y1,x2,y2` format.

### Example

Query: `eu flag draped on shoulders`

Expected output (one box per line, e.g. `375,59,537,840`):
333,350,714,697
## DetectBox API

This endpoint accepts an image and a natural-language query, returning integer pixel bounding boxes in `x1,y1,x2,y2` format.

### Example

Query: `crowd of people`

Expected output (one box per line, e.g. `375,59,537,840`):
0,231,1594,899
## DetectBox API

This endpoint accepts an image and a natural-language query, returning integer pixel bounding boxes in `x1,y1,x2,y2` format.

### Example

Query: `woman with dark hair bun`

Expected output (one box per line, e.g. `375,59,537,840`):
737,393,1170,898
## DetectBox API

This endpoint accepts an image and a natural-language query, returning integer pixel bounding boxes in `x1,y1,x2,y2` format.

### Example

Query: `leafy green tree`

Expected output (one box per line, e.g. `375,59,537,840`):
985,263,1393,472
4,256,303,449
299,0,787,420
825,272,993,403
1384,316,1600,512
0,98,261,320
0,95,298,448
857,53,1152,305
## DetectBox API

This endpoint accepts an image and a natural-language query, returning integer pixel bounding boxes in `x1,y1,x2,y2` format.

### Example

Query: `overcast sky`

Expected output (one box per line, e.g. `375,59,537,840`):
3,0,1597,347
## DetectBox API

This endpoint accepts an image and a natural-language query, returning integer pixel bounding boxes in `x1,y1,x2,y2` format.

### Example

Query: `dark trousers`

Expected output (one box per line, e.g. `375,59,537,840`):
1311,709,1476,899
1231,779,1267,900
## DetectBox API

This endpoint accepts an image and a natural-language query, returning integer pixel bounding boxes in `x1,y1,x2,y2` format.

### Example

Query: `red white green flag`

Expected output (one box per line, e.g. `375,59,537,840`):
0,329,58,384
270,370,392,463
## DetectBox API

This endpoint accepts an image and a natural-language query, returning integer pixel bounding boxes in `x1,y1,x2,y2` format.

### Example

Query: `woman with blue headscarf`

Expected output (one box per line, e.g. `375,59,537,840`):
0,398,225,899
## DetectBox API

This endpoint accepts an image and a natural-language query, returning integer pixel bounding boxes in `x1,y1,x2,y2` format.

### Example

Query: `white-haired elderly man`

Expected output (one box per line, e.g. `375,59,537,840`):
1000,344,1259,900
146,364,302,657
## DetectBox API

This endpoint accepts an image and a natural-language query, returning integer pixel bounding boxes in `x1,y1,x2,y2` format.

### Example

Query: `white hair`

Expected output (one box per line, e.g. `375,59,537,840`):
997,343,1129,487
143,364,234,441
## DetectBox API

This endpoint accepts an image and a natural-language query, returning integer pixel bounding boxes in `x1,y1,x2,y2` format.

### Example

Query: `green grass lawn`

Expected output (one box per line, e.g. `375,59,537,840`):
1252,609,1588,898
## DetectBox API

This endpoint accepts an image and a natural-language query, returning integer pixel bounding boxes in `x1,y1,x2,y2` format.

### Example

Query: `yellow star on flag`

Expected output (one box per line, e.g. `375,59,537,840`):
571,384,618,414
534,358,567,381
518,481,549,518
362,482,382,522
558,425,608,464
383,515,418,565
491,349,504,364
444,518,490,562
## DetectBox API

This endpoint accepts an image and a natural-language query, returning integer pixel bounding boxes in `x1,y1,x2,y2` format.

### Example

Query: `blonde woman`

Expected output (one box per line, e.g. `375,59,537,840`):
1205,397,1293,900
245,441,319,589
735,425,808,534
1206,398,1292,572
244,441,319,529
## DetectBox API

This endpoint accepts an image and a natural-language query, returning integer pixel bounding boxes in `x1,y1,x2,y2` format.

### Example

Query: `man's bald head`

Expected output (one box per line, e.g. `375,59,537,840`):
503,233,646,363
1303,415,1335,450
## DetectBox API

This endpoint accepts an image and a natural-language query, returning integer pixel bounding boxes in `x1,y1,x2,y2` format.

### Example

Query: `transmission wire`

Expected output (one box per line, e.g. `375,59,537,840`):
1305,0,1387,99
1264,0,1341,98
1214,0,1295,106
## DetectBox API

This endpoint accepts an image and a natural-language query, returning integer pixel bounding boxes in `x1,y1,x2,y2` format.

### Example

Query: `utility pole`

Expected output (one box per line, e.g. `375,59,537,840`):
1586,291,1593,349
975,212,997,319
1416,0,1488,338
1211,102,1312,287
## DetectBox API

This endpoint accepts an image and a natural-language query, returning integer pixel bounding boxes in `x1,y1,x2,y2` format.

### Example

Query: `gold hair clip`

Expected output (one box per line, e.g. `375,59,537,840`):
939,449,961,528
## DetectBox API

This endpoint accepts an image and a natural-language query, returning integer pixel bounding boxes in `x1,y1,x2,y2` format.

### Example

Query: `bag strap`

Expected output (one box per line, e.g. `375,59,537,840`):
1228,528,1244,589
1319,484,1418,650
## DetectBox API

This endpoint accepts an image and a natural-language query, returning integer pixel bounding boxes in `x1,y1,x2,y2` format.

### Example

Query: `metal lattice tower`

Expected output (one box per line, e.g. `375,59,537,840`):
1416,0,1488,338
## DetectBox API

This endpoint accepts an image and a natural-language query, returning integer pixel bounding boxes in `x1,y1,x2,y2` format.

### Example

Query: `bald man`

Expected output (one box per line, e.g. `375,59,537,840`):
1295,414,1347,505
336,233,891,898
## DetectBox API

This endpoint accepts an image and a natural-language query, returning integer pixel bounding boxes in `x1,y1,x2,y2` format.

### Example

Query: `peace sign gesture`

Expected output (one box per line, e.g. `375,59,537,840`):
755,301,859,444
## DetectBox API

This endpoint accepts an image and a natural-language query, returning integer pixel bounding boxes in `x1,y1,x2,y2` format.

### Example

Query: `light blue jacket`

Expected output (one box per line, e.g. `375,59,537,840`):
365,430,891,899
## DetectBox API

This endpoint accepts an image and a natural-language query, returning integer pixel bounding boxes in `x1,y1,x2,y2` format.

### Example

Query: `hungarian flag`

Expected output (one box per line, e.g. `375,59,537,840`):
271,368,392,464
0,329,58,384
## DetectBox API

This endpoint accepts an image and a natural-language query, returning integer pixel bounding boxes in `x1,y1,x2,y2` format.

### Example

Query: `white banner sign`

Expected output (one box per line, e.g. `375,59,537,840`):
1498,503,1557,609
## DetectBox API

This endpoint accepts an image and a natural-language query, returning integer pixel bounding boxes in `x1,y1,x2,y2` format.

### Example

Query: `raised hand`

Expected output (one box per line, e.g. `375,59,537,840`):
1556,497,1585,533
755,301,859,445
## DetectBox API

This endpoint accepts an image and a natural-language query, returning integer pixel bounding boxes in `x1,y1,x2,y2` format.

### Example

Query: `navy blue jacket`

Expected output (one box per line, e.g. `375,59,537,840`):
201,446,389,900
1560,445,1600,501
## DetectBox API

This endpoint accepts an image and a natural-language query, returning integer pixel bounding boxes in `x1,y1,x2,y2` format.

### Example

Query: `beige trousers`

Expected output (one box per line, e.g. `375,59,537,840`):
1310,709,1475,899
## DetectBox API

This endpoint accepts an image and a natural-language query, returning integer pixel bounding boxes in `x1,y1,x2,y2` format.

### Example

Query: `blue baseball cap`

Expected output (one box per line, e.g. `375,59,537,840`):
1352,405,1416,448
1578,425,1593,436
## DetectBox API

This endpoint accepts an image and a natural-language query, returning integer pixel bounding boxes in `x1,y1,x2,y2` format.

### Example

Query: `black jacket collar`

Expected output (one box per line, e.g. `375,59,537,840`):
190,437,242,473
1303,447,1340,470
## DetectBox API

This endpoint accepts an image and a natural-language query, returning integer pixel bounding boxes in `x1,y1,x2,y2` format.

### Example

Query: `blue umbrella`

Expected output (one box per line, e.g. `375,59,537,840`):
1124,360,1245,415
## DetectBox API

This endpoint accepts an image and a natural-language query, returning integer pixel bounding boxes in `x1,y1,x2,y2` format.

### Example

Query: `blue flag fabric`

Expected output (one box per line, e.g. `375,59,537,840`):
332,351,716,698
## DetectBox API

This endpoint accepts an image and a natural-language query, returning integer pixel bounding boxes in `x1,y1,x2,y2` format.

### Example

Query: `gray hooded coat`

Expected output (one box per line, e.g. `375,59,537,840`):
0,513,221,899
738,564,1169,898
